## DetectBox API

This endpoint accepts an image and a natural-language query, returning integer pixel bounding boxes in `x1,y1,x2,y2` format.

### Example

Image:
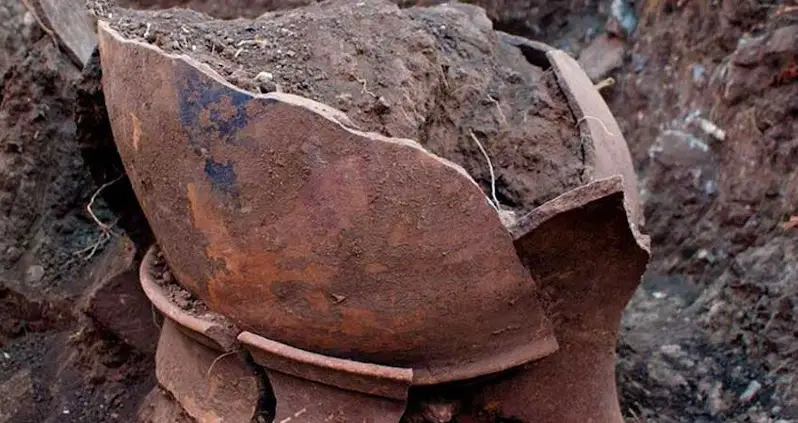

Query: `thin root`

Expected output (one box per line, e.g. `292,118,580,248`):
775,5,798,16
73,231,112,260
207,350,239,377
357,78,377,98
595,77,616,91
469,131,500,210
576,115,616,137
87,176,123,234
486,95,507,127
74,177,123,260
20,0,59,48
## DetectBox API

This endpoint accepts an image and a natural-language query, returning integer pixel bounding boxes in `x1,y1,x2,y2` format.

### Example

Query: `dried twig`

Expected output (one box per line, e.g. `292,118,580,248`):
20,0,59,48
469,131,500,210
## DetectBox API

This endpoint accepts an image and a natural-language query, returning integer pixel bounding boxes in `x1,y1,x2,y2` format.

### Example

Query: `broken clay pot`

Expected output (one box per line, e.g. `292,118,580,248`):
98,21,558,385
103,9,649,422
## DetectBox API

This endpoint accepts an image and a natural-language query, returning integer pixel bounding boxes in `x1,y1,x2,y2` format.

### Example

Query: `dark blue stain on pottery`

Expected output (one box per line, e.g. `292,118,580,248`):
204,157,237,194
175,61,253,148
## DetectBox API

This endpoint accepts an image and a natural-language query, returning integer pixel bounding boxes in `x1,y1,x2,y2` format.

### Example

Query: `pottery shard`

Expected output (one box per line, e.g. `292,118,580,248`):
155,320,259,423
30,0,97,67
83,235,159,354
98,21,556,382
267,371,408,423
136,387,194,423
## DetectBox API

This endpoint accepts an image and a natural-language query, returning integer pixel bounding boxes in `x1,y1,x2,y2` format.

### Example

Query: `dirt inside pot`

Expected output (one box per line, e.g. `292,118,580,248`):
105,0,587,215
151,246,236,330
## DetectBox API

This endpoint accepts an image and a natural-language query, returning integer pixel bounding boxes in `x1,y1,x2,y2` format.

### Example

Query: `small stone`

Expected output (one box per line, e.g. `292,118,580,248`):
22,12,36,27
578,34,626,82
254,71,276,93
659,344,685,360
647,360,688,388
25,265,45,283
739,380,762,403
373,96,391,114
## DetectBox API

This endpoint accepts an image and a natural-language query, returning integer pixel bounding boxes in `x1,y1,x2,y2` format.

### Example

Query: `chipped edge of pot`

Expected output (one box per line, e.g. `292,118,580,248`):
545,48,644,227
239,331,413,401
139,245,239,352
509,175,650,254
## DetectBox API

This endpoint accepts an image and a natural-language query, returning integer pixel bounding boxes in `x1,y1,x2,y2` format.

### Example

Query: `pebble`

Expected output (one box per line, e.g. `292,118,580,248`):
660,344,685,360
739,380,762,403
25,264,45,283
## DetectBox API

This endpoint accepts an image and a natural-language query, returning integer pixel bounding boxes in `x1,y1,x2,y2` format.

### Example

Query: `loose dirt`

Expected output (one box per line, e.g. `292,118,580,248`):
151,247,238,333
107,0,586,214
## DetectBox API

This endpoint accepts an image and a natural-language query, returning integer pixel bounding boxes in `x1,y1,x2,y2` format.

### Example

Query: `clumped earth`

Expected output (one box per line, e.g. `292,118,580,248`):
1,0,797,422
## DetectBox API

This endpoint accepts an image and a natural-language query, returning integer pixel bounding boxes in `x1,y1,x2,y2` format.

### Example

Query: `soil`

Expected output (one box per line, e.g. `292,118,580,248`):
151,248,210,315
2,0,797,422
0,1,155,422
150,246,238,333
106,0,585,214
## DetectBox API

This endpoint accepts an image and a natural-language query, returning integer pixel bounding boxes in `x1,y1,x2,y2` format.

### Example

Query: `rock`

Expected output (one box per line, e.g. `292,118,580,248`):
30,0,98,67
578,34,626,82
732,26,798,66
608,0,637,38
82,235,159,354
646,129,718,196
24,264,45,283
739,380,762,403
659,344,686,361
647,360,689,388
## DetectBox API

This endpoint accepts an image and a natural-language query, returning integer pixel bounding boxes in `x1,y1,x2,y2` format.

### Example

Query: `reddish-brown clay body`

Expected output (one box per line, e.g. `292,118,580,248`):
98,23,556,384
547,49,643,225
155,320,260,422
472,179,649,423
267,371,409,422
